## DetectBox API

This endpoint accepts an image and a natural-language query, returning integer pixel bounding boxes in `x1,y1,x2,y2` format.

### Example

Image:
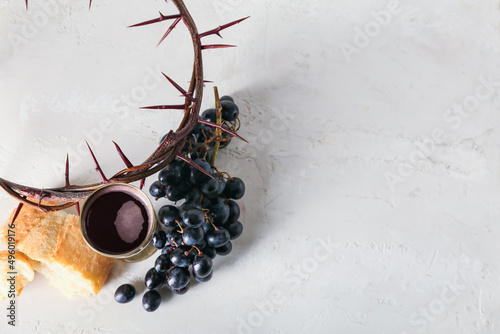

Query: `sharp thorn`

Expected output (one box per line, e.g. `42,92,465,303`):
76,203,81,216
89,0,92,9
140,104,186,110
128,13,181,28
161,73,196,103
140,179,145,190
65,154,70,187
202,44,237,50
198,119,248,143
12,203,24,225
112,141,133,168
198,16,250,39
157,17,182,46
175,154,214,179
86,141,109,183
25,0,28,10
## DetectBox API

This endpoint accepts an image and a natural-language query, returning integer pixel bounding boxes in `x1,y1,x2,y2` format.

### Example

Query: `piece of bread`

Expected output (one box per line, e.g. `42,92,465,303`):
0,250,35,301
0,202,115,298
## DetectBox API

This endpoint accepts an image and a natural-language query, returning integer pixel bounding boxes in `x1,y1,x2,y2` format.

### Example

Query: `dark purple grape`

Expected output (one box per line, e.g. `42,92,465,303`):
167,267,190,290
201,221,215,234
194,270,213,283
170,245,195,267
189,159,212,185
166,229,183,247
220,100,239,122
206,228,230,248
192,254,213,278
142,290,161,312
201,108,217,123
201,246,217,259
145,268,164,290
227,200,240,223
181,207,205,228
182,226,205,246
225,220,243,240
208,200,230,225
149,181,166,198
159,163,185,186
158,205,181,228
223,177,245,200
216,241,232,256
155,254,172,272
151,230,167,249
201,178,220,198
219,95,234,102
114,284,136,304
166,182,190,202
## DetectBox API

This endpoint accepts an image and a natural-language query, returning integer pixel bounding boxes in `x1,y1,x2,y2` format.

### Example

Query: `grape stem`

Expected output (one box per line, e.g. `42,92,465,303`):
209,87,223,167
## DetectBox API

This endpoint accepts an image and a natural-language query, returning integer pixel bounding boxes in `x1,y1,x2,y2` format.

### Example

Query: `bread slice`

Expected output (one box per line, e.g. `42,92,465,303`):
0,250,35,301
1,202,115,298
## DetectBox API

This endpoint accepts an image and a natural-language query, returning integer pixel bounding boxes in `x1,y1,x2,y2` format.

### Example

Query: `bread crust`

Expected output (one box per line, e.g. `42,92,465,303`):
1,202,115,298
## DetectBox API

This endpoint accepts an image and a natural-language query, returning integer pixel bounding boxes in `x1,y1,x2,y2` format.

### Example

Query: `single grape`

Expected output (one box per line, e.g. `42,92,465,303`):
155,254,172,272
181,207,205,228
201,178,220,198
166,182,190,202
145,268,164,290
114,284,136,304
170,245,196,267
201,108,217,123
227,200,240,223
223,177,245,200
158,205,181,228
216,241,232,256
192,254,213,279
201,221,216,234
159,163,185,186
219,95,234,102
149,181,166,198
208,200,230,225
142,290,161,312
206,228,230,248
182,226,205,246
194,270,213,283
189,159,212,185
225,220,243,240
166,229,183,247
220,100,239,122
200,246,217,259
167,267,190,290
151,230,167,249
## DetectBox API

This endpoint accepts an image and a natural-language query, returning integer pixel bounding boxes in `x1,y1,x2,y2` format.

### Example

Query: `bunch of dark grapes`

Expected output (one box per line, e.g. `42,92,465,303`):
115,96,245,312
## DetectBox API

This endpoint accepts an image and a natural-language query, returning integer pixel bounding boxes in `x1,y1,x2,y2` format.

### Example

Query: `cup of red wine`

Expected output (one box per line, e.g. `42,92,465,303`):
80,183,157,262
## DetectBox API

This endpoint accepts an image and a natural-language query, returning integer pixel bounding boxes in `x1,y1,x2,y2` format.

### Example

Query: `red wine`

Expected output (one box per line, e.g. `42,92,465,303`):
84,190,150,255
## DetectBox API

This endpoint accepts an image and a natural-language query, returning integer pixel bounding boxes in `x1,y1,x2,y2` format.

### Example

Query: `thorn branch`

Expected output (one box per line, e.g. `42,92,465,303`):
198,16,249,38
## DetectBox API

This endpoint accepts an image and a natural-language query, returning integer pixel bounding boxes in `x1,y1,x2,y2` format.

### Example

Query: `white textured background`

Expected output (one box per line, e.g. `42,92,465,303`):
1,0,500,333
